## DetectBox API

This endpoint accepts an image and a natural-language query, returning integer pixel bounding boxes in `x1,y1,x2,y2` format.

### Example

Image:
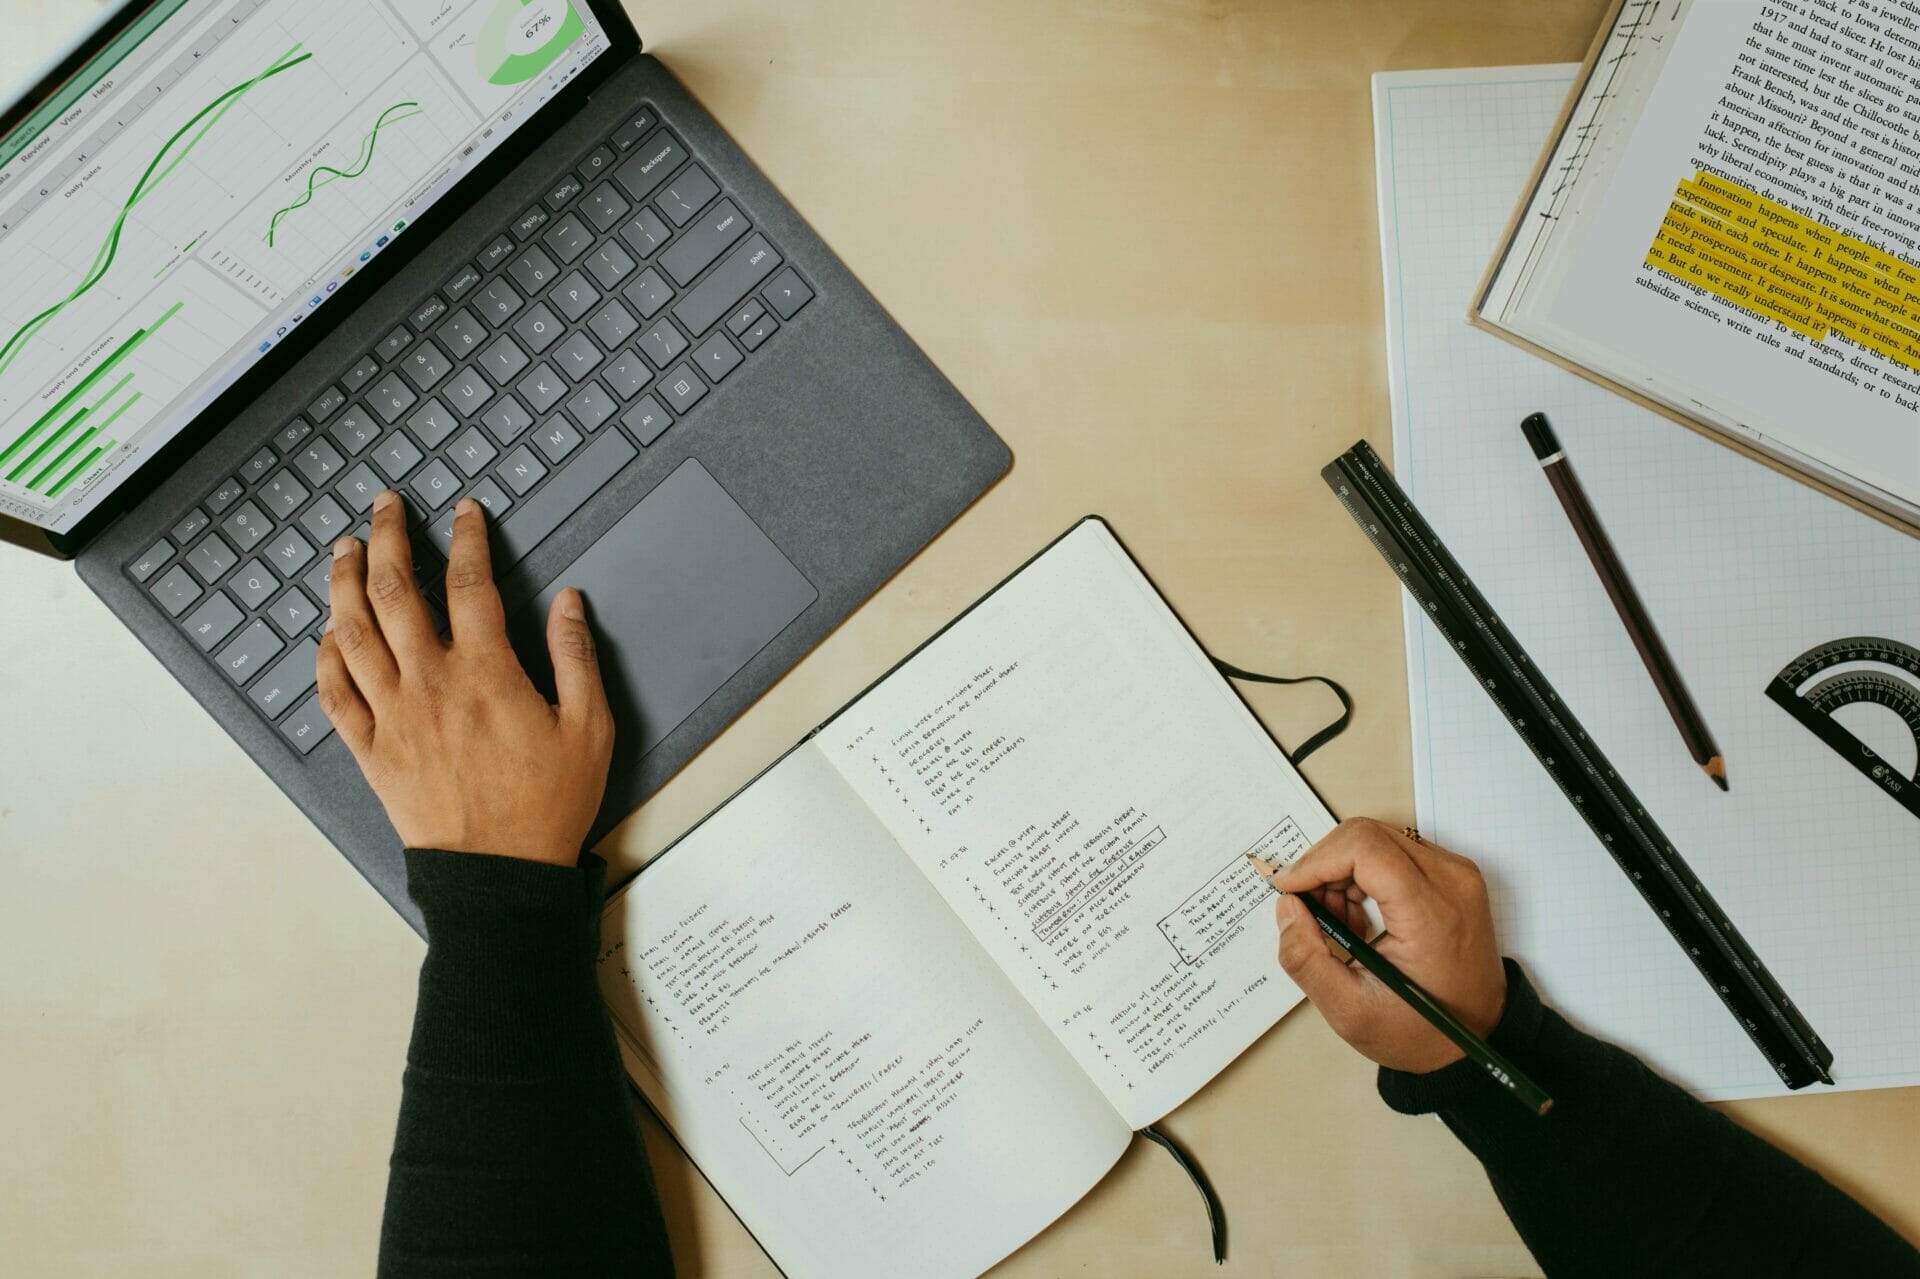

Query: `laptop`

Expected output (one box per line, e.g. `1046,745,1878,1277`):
0,0,1009,930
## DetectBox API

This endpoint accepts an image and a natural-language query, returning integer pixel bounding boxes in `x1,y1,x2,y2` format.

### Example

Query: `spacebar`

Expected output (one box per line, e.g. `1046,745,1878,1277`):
496,431,638,567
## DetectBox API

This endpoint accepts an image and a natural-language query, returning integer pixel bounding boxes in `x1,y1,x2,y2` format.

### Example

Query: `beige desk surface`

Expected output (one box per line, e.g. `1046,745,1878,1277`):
4,1,1918,1274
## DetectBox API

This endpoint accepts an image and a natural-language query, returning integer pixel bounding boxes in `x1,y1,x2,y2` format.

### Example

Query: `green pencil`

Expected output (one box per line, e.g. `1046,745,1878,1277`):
1251,855,1554,1117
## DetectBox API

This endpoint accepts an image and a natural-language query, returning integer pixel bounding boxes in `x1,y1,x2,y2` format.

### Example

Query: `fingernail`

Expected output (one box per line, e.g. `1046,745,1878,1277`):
372,489,397,512
1276,906,1295,935
333,536,356,559
456,497,480,518
557,587,584,620
323,614,334,633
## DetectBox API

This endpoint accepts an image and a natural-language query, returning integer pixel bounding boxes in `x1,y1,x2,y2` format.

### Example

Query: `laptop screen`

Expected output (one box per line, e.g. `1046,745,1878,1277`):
0,0,611,534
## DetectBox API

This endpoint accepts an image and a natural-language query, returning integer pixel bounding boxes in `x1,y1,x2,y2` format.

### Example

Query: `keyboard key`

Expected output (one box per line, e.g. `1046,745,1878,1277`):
443,263,483,302
372,431,424,482
410,458,461,509
578,144,617,180
740,310,778,351
303,557,334,606
249,637,319,717
726,298,767,336
676,234,782,335
585,241,637,290
533,417,583,463
377,326,412,360
342,355,380,392
545,174,585,210
517,363,567,414
308,385,346,422
637,317,689,368
550,271,600,322
587,300,638,350
437,307,487,357
497,445,548,495
553,332,603,382
406,397,459,449
693,332,742,381
183,591,243,650
481,395,534,446
426,505,459,556
603,350,651,400
299,494,352,543
512,301,564,354
622,268,673,319
229,558,279,609
468,476,513,518
410,294,448,331
658,362,709,414
150,564,203,616
221,500,270,551
511,204,550,241
259,470,309,519
402,341,451,392
443,366,493,415
295,438,346,486
448,426,498,477
582,183,631,233
329,405,380,455
622,394,673,446
566,380,616,432
478,235,515,271
264,526,315,573
215,619,284,685
206,475,246,514
368,373,418,424
241,447,277,483
474,279,524,327
764,266,814,319
279,694,336,753
610,108,658,151
543,213,594,264
496,430,637,566
266,586,320,638
337,462,384,513
171,507,210,543
478,333,531,386
507,246,558,295
129,538,173,582
187,533,239,584
616,128,688,198
657,164,719,227
618,207,672,258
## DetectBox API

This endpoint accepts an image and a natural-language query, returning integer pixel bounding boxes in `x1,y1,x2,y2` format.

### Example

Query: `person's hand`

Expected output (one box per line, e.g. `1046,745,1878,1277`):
1271,817,1506,1074
314,490,615,865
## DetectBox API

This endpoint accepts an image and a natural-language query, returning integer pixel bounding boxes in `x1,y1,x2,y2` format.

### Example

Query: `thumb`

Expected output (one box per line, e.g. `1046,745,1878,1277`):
1275,894,1371,1031
546,588,612,733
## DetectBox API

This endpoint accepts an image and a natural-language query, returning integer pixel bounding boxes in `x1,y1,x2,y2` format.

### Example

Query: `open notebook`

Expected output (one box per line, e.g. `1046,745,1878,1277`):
593,520,1334,1278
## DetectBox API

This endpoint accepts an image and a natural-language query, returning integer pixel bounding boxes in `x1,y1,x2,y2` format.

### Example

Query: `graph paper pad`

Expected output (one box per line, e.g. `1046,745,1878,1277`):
1372,66,1920,1101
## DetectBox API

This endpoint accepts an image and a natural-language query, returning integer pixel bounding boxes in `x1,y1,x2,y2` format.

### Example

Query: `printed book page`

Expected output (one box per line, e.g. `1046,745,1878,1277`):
595,746,1129,1279
815,521,1337,1129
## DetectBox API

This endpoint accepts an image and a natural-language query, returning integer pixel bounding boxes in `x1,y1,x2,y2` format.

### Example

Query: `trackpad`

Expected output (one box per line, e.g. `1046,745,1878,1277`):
511,459,816,762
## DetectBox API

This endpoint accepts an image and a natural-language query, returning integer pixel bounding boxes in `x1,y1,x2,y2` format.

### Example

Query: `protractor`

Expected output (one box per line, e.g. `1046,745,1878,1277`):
1764,636,1920,821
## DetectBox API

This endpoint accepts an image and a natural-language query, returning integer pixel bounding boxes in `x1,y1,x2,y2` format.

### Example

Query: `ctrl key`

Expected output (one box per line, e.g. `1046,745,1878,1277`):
279,693,335,754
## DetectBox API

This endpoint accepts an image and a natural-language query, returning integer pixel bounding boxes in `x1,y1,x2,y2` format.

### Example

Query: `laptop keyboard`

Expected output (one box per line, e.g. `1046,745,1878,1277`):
126,106,813,757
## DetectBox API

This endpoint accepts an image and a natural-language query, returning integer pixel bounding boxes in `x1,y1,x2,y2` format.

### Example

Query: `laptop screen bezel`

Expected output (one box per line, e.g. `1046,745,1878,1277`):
1,0,642,558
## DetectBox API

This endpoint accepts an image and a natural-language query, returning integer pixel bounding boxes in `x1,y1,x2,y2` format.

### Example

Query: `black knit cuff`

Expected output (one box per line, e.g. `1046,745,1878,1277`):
406,848,605,947
1377,958,1545,1115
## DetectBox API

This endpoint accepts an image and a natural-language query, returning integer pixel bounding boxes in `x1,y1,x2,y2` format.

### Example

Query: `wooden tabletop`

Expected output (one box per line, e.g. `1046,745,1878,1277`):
3,1,1916,1273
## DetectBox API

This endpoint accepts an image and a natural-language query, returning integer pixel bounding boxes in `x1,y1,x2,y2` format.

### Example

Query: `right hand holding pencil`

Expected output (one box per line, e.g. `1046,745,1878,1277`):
1274,818,1508,1074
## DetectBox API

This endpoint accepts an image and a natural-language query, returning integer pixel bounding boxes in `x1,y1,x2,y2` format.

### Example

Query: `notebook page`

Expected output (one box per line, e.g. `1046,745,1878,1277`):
814,521,1336,1129
596,745,1128,1279
1375,66,1920,1100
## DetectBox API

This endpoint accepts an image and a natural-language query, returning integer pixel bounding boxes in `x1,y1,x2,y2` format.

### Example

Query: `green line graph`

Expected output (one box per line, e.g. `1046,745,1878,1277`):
265,100,423,247
0,45,311,382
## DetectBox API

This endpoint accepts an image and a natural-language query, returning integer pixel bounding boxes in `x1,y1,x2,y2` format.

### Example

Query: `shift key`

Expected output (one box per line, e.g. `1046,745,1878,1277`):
672,234,781,336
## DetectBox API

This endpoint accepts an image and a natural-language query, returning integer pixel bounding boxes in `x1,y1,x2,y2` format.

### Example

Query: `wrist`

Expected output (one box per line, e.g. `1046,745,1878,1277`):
1378,959,1544,1113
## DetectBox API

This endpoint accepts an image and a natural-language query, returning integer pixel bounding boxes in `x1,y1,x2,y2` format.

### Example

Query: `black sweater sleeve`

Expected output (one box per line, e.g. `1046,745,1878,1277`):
1380,959,1920,1278
378,849,674,1278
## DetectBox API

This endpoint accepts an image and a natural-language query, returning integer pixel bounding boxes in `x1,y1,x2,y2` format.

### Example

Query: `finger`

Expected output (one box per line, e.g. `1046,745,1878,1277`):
443,498,507,648
546,588,613,739
314,630,375,755
1274,817,1432,912
364,489,439,665
327,535,399,699
1275,894,1372,1026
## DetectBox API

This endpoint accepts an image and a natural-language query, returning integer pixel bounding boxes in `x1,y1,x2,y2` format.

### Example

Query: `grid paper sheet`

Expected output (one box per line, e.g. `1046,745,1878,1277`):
1372,67,1920,1101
